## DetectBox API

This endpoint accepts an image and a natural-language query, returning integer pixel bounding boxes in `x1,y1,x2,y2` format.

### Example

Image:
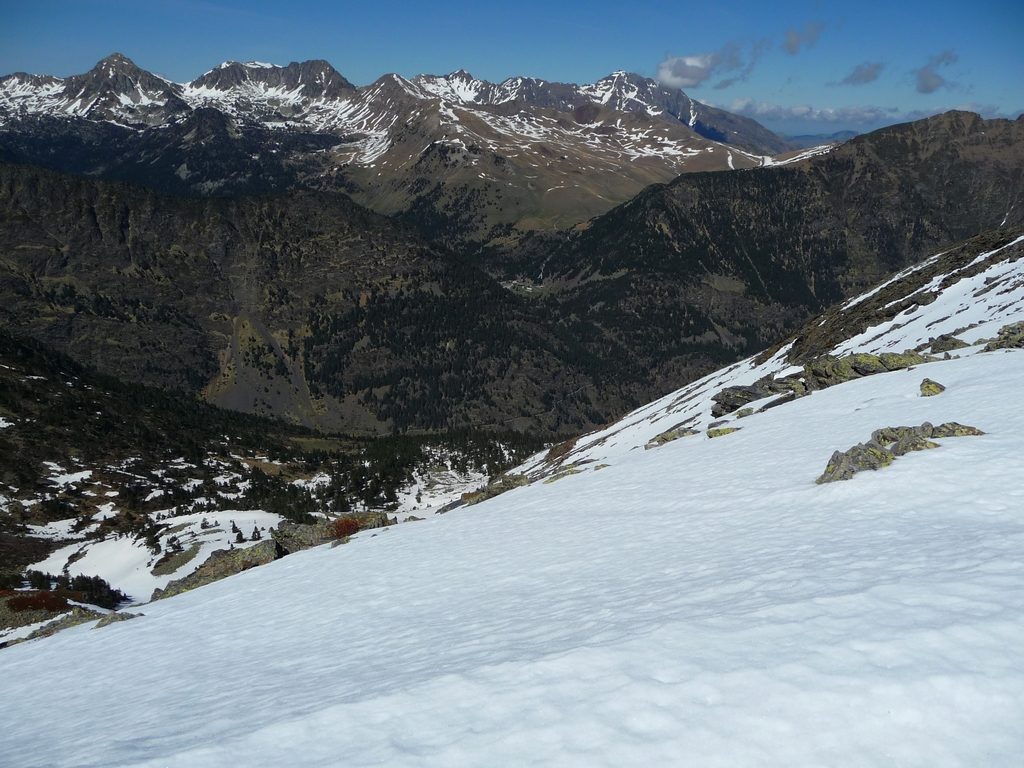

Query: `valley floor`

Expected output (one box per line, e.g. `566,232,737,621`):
3,350,1023,766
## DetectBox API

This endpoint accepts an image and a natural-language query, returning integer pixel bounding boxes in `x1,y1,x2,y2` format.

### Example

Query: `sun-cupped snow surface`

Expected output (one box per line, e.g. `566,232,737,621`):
2,348,1023,767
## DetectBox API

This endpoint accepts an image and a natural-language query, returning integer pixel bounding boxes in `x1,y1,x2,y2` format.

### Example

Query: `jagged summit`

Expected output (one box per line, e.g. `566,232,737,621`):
190,58,355,97
0,52,799,242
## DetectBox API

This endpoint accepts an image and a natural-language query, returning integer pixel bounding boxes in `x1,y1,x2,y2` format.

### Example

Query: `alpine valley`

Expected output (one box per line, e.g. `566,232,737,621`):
1,46,1024,767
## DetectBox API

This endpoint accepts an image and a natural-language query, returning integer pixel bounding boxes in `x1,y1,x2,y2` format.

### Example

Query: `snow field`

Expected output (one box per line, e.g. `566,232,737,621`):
2,351,1023,766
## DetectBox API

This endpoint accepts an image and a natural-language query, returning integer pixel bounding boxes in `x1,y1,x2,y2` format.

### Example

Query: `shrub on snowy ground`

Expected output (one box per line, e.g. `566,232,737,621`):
6,591,69,613
330,517,361,539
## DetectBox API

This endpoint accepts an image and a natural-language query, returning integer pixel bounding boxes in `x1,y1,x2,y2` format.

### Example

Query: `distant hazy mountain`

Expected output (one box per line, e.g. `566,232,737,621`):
784,130,859,149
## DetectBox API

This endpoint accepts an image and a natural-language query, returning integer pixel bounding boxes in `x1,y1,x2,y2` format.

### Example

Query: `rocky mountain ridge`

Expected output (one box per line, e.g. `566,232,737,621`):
0,53,798,246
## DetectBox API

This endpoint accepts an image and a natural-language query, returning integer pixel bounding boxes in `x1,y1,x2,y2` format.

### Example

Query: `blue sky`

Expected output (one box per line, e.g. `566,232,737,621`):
2,0,1021,134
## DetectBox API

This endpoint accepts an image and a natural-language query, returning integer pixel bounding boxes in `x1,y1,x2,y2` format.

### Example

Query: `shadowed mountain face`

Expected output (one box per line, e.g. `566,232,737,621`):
0,55,794,249
0,162,648,436
494,111,1024,396
1,111,1021,437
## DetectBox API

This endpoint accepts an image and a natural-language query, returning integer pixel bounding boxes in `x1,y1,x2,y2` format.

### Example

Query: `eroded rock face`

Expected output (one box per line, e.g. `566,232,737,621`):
816,422,984,483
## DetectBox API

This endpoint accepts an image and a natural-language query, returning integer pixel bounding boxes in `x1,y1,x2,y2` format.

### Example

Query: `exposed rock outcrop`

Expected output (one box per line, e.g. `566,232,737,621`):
151,540,286,601
929,334,969,353
983,321,1024,351
645,423,699,449
817,421,985,484
94,612,144,629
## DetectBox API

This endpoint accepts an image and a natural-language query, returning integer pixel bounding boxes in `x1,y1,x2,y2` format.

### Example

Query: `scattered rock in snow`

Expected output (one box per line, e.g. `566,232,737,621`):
707,427,740,439
931,422,986,438
816,441,894,483
929,334,969,353
983,321,1024,351
712,350,936,418
920,378,946,397
94,612,144,629
644,423,698,449
542,466,584,484
711,385,769,417
462,473,529,504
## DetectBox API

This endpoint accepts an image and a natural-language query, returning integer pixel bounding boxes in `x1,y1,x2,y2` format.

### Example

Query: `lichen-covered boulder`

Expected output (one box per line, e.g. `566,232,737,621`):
816,441,893,483
920,378,946,397
848,353,887,376
878,351,930,371
932,422,986,437
890,433,940,457
711,385,769,417
804,355,859,388
707,426,740,439
645,425,698,449
818,421,984,483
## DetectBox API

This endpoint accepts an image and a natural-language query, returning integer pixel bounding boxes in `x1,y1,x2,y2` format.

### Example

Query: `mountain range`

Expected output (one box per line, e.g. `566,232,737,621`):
0,53,798,247
1,105,1020,435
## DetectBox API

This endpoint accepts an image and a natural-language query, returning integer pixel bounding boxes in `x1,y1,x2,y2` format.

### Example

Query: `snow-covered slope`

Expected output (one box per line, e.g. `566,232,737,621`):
520,230,1024,478
3,230,1023,766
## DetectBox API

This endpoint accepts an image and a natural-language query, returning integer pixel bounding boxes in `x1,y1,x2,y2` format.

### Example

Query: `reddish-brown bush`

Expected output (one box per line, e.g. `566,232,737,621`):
330,516,362,538
7,591,70,613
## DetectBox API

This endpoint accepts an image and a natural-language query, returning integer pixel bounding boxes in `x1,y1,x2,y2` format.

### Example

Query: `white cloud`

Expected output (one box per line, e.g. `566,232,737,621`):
656,54,716,89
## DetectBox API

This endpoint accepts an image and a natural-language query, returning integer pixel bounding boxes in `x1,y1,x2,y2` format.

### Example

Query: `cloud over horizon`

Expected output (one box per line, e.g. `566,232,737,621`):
718,98,1019,129
655,40,767,90
783,22,824,55
833,61,884,86
657,21,825,91
915,50,958,93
